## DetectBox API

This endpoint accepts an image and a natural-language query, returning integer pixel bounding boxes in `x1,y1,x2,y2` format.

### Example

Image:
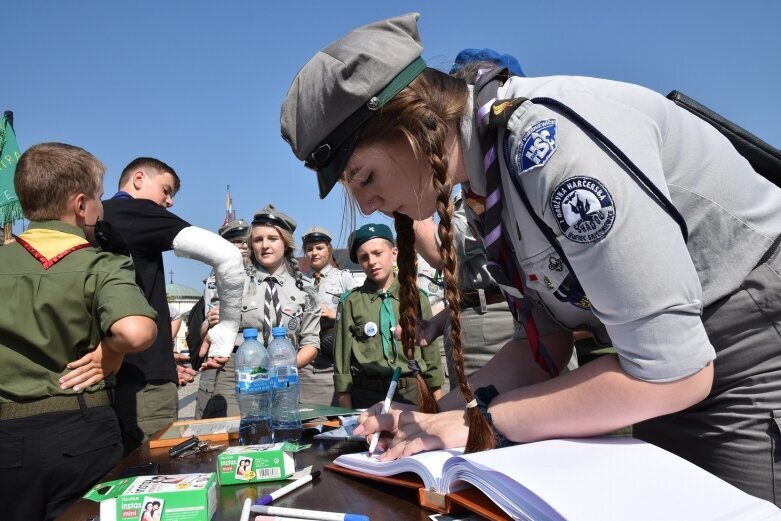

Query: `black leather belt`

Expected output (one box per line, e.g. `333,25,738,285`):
0,390,112,421
352,375,414,392
460,288,504,309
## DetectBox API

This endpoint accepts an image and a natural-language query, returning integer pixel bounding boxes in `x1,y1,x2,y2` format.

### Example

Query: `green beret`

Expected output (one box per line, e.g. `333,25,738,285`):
349,223,394,262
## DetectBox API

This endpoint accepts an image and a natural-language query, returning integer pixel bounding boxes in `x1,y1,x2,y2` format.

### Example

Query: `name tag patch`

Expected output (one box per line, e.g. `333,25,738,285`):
549,176,616,243
519,119,557,172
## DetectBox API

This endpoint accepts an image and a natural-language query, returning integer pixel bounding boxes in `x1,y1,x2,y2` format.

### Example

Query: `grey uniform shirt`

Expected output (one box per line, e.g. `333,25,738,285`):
234,264,320,349
447,193,501,292
460,76,781,382
309,264,357,315
416,254,444,311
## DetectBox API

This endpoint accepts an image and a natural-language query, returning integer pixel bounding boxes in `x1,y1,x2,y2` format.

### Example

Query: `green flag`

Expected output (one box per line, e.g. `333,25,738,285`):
0,111,22,225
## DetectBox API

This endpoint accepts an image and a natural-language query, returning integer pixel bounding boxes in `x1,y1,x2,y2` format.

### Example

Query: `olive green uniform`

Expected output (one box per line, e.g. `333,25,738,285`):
335,277,443,408
0,221,156,520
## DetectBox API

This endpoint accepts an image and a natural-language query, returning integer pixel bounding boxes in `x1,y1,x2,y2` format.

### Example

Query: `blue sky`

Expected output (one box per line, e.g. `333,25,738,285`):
5,0,779,290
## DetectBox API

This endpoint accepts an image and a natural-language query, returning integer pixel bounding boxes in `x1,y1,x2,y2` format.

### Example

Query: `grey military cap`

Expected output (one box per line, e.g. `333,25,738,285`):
301,226,333,245
218,219,250,241
252,204,297,234
280,12,425,199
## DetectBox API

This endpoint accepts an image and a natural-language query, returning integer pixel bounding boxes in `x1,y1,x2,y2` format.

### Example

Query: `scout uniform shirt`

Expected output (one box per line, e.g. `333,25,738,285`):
309,263,357,332
237,263,320,349
0,221,156,403
415,254,444,313
460,75,781,383
334,277,444,407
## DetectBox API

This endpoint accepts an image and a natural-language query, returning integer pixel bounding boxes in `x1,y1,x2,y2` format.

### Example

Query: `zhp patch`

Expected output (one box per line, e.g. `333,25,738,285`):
549,176,616,243
519,119,557,172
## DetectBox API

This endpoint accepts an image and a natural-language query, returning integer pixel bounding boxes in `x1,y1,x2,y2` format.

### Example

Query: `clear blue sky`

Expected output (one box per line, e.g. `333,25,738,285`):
5,0,779,290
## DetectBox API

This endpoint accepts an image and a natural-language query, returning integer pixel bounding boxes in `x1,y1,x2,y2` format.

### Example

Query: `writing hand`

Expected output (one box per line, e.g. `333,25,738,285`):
354,405,468,461
59,343,124,392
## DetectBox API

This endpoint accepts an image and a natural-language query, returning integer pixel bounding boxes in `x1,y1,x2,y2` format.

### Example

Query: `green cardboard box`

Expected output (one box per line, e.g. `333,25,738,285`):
217,442,303,486
84,472,217,521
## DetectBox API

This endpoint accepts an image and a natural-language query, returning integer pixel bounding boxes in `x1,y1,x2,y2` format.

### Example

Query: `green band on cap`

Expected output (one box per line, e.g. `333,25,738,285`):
375,56,426,107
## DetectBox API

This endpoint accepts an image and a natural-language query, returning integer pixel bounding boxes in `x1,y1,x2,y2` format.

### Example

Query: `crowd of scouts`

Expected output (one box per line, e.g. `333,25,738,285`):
4,11,781,521
0,144,498,520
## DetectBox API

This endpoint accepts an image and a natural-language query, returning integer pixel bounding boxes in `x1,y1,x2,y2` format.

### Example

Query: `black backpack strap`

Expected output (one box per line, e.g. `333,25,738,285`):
668,90,781,188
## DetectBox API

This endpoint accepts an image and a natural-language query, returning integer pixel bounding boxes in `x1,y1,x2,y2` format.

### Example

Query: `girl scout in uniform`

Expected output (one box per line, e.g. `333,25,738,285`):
201,205,320,417
334,223,443,409
281,13,781,503
301,226,357,405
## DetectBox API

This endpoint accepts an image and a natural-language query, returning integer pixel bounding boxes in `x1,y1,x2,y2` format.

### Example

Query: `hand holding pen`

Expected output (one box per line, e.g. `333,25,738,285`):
367,366,401,455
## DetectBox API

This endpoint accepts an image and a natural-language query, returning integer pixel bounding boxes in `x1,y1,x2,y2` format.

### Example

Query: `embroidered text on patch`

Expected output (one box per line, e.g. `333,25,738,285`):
518,119,557,172
549,176,616,243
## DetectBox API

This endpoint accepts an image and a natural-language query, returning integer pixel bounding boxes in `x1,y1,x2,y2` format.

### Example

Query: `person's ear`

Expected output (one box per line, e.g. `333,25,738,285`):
132,170,145,190
73,193,87,220
391,246,399,259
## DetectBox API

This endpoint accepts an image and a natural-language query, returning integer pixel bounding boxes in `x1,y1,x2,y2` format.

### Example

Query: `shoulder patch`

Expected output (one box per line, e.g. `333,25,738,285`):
518,119,557,172
549,176,616,243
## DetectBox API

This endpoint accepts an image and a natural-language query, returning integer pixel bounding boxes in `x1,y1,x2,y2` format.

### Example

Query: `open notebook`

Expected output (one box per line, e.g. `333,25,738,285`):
331,437,781,521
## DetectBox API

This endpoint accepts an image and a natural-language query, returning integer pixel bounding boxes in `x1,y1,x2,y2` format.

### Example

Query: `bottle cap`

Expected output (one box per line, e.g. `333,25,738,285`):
271,326,287,337
243,328,259,338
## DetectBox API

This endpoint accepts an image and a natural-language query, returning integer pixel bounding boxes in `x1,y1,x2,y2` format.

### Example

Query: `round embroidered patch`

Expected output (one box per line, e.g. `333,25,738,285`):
549,176,616,243
287,317,299,331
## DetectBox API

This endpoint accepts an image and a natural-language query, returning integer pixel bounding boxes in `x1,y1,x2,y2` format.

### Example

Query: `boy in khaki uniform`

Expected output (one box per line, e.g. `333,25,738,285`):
0,143,157,520
334,223,443,409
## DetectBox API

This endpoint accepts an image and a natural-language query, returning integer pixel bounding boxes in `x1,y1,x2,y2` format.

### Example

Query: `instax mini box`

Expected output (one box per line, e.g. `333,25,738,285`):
84,472,217,521
217,442,300,485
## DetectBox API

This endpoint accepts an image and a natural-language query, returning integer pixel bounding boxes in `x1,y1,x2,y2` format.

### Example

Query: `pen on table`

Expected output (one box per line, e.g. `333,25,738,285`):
255,470,321,506
250,504,370,521
239,498,252,521
367,366,401,454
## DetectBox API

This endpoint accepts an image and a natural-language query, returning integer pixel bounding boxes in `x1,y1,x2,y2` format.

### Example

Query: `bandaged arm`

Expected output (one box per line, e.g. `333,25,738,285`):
173,226,244,357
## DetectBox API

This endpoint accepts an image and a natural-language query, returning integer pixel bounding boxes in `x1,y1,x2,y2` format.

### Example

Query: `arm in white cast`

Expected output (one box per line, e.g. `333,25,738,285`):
173,226,243,357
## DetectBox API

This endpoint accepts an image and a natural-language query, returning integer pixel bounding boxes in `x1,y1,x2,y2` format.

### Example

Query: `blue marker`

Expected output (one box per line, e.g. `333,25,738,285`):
255,470,321,506
250,504,369,521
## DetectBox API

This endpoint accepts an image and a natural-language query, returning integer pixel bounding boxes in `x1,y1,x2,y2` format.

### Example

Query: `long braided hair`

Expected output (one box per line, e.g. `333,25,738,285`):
358,68,496,452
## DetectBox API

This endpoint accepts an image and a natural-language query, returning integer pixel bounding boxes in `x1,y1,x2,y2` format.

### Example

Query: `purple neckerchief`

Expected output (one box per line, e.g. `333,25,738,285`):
111,191,133,199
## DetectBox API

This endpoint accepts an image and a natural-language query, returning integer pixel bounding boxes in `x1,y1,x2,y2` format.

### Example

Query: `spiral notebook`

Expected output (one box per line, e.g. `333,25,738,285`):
328,437,781,521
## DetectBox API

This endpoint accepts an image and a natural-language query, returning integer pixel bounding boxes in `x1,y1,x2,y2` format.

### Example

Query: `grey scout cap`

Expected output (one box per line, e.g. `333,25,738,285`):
302,225,333,245
280,12,426,199
252,204,297,234
218,219,250,241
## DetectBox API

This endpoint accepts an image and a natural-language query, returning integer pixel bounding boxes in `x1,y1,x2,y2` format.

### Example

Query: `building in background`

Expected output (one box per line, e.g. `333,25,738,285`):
166,282,201,354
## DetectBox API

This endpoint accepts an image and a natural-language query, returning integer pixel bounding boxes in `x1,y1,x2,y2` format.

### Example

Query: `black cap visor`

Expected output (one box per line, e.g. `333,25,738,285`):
252,213,294,233
302,232,332,245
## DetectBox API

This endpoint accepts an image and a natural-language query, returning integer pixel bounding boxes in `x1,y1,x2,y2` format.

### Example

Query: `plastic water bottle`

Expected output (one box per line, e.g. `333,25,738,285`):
268,326,302,442
234,328,272,445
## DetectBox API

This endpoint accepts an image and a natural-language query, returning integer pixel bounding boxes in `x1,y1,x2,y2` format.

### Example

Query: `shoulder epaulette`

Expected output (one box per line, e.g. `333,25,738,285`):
338,288,355,304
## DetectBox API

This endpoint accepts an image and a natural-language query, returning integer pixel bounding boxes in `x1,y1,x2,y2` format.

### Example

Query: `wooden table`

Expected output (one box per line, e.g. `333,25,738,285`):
57,435,438,521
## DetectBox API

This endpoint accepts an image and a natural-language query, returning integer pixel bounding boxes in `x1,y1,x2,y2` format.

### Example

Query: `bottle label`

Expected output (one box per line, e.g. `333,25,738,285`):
236,367,271,394
272,365,299,388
